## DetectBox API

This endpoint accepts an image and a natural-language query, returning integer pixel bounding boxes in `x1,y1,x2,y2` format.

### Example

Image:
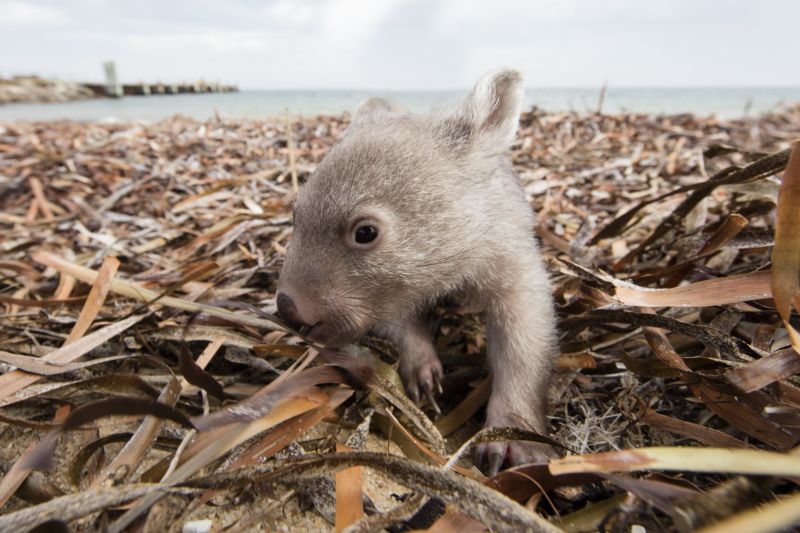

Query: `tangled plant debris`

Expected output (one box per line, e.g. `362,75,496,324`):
0,104,799,532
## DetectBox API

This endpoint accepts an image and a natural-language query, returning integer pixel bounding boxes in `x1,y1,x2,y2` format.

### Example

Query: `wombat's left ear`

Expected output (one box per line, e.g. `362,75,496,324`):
350,97,403,130
446,68,525,149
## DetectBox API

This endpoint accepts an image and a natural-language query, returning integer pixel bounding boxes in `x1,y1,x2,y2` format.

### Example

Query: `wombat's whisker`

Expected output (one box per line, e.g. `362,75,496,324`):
339,300,416,337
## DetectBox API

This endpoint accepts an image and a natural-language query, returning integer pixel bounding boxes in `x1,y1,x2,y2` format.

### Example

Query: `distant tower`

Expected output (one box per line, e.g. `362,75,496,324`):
103,61,122,98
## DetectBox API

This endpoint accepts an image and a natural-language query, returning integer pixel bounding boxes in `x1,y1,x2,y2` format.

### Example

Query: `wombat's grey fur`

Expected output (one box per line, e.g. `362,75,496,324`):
276,69,557,475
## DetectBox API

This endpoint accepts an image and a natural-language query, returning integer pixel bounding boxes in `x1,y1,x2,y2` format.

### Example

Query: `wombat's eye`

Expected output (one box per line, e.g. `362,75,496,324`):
347,216,383,249
354,224,378,244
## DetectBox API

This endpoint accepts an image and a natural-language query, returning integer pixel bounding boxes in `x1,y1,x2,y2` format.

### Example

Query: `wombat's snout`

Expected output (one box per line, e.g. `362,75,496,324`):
276,292,311,332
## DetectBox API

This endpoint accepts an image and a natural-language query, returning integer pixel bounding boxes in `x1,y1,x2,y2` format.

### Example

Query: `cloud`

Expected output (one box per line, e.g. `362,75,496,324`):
2,0,67,25
0,0,797,88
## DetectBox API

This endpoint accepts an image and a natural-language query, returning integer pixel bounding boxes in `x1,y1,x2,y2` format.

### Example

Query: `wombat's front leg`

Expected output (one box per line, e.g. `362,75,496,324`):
475,253,558,475
377,317,444,414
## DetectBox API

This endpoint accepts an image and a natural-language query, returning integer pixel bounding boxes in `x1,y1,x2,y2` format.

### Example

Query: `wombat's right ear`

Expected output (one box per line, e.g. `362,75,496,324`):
442,68,525,151
349,97,399,130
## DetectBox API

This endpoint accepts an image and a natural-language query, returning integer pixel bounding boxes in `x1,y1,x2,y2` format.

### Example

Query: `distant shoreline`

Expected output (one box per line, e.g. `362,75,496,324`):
1,86,799,122
0,76,97,105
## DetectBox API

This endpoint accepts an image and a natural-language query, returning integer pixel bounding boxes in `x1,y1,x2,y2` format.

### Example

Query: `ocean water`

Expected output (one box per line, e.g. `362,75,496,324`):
0,87,798,122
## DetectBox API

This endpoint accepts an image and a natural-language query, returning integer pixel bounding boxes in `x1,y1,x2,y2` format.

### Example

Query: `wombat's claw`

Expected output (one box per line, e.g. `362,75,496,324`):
487,450,504,476
414,369,443,416
401,358,444,417
474,441,506,476
424,382,441,416
474,441,556,476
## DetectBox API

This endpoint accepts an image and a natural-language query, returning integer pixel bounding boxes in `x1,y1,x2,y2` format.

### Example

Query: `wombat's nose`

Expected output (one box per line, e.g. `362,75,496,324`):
276,292,308,331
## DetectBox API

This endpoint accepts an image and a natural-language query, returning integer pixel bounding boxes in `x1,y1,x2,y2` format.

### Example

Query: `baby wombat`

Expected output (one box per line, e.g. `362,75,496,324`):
276,69,557,475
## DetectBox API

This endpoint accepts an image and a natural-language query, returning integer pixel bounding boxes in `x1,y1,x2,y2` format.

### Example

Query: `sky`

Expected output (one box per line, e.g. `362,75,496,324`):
1,0,798,90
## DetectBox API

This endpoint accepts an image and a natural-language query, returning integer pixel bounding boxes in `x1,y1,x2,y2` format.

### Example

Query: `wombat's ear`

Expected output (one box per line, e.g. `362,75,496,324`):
349,97,401,130
442,68,525,151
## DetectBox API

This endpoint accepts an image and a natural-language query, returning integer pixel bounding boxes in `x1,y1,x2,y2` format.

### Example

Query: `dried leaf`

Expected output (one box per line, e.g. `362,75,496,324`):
32,251,280,330
549,447,800,476
0,405,70,508
0,313,146,405
335,444,364,532
615,270,772,307
436,377,491,437
696,491,800,533
88,375,182,488
724,348,800,393
640,409,748,448
771,141,800,353
63,255,119,345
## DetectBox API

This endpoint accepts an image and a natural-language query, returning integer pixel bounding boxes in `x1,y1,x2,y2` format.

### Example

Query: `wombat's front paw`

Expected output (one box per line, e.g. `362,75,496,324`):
399,355,444,415
474,440,557,476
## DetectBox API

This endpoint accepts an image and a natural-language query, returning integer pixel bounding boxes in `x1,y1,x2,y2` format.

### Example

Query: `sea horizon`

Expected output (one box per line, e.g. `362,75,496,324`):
0,86,798,123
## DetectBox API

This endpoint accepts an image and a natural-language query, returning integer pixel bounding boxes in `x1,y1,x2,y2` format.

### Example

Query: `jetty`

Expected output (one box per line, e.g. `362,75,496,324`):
81,81,239,97
83,61,238,98
0,63,237,105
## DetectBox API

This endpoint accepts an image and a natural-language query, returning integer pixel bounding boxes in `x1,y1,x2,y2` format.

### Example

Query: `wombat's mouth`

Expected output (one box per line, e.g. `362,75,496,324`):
304,313,375,348
275,287,377,347
305,321,361,348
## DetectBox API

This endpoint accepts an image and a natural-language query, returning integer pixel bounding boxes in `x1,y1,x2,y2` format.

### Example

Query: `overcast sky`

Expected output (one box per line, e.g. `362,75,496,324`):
1,0,798,90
